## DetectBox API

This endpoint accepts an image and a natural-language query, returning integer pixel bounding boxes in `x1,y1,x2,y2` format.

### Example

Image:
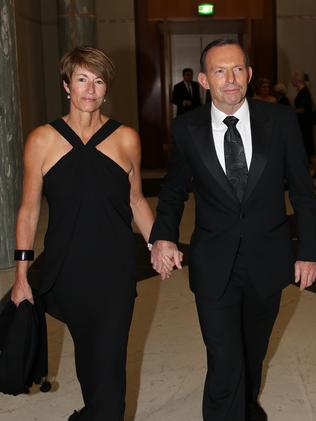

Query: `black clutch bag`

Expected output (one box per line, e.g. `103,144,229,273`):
0,296,49,395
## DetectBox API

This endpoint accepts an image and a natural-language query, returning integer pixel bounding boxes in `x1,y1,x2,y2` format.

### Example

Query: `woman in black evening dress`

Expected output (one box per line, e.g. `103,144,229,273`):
11,46,174,420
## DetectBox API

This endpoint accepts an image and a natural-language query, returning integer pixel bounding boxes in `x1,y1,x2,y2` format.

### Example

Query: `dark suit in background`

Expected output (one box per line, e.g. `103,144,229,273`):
172,73,201,115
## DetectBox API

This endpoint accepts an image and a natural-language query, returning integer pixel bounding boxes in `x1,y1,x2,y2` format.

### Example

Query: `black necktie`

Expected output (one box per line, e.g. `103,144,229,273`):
186,83,192,97
223,116,248,202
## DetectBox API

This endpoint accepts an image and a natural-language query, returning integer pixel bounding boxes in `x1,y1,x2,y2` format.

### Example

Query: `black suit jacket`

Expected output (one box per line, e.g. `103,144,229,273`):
150,100,316,301
172,80,201,115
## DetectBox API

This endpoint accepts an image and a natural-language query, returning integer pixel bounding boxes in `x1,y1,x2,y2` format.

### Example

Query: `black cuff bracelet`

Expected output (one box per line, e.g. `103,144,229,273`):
14,249,35,261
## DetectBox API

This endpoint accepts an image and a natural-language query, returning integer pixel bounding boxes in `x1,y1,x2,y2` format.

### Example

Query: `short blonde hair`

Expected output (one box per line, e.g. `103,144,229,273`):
60,46,115,89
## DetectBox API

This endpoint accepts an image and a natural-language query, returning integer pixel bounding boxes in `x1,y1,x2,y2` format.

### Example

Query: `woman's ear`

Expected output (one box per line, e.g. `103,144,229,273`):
63,80,70,94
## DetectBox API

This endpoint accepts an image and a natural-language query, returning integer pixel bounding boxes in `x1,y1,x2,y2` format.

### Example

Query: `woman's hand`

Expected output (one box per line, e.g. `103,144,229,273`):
11,279,34,307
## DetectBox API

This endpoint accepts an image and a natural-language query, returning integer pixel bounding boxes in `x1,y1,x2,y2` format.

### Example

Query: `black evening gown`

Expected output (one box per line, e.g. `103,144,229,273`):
40,118,137,420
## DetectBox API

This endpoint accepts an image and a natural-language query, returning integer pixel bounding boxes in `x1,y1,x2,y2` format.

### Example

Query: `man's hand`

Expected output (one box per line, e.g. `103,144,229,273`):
294,261,316,290
183,100,192,107
151,240,183,280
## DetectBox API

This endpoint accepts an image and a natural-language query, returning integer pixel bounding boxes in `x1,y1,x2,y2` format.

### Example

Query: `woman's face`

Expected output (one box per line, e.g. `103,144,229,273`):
64,66,107,113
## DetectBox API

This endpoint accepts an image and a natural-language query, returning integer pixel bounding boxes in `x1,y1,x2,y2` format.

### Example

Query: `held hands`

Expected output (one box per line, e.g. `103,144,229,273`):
294,261,316,290
150,240,183,280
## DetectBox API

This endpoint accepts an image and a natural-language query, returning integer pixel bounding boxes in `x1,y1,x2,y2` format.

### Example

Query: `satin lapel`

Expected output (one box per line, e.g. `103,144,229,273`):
243,102,269,203
188,105,238,203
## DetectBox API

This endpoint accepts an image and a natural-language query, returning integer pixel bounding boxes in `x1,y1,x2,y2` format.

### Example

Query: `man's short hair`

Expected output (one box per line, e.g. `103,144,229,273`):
199,38,250,73
182,68,193,76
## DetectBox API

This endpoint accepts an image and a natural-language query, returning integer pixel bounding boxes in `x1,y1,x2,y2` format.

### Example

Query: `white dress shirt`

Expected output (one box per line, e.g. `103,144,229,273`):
211,100,252,173
185,82,192,96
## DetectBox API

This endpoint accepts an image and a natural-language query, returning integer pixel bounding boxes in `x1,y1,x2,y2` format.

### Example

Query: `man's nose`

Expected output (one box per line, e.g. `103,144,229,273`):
226,69,235,84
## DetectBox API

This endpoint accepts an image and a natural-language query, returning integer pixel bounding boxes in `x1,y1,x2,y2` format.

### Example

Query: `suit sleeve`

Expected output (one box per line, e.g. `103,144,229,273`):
172,84,182,107
149,122,192,244
284,107,316,261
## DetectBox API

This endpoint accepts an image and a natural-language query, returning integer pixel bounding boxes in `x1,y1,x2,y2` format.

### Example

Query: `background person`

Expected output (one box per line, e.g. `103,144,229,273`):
172,67,201,115
273,82,290,105
253,77,277,103
292,71,315,160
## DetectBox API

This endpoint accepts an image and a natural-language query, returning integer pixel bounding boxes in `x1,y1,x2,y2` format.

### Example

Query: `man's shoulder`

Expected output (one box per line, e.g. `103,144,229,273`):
174,80,185,88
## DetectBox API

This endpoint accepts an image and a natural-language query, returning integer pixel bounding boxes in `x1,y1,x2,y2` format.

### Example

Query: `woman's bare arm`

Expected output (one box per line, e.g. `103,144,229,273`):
12,126,48,305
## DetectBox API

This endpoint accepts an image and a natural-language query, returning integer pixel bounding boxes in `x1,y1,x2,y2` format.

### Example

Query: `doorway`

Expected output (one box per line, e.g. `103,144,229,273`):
159,19,249,154
170,33,238,116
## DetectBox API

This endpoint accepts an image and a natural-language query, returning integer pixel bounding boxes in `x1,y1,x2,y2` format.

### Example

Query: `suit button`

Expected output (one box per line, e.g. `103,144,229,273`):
239,212,245,219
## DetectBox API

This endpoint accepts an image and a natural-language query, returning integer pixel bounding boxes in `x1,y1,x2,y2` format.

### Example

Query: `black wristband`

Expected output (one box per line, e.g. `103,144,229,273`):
14,249,35,261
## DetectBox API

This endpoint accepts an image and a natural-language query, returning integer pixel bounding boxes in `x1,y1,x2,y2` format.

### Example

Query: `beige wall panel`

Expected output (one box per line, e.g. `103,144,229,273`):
277,0,316,104
96,0,138,130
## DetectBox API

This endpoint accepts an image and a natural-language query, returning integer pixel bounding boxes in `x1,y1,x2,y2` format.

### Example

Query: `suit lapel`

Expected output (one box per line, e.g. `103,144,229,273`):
188,105,238,203
188,100,271,205
243,100,269,203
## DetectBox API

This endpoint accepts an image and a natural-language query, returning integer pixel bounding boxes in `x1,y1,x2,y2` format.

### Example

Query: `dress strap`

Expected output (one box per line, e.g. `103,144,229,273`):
49,119,122,149
88,119,122,148
49,119,83,149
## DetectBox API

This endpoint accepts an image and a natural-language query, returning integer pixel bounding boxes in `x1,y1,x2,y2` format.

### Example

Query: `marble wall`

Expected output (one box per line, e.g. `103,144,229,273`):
14,0,46,136
0,0,23,268
40,0,139,129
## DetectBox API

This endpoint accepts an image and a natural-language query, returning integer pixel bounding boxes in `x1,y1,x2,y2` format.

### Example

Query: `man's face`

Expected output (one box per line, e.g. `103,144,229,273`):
183,71,193,83
198,44,252,114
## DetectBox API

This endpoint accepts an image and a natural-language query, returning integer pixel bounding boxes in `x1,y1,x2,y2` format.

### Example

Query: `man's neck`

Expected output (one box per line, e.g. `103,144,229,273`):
212,99,245,116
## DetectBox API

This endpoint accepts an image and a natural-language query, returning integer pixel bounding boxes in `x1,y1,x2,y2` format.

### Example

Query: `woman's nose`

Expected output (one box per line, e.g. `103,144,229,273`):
87,81,95,93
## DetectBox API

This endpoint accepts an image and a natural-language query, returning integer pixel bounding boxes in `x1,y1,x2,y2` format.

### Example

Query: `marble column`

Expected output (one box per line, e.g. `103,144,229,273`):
57,0,96,110
57,0,96,57
0,0,23,269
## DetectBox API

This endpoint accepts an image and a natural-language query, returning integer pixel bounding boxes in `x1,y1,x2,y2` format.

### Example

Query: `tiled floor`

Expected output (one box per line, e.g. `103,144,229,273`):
1,192,316,420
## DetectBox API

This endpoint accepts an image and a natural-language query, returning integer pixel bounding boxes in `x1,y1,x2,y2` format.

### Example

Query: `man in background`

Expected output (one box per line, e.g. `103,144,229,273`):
172,67,201,115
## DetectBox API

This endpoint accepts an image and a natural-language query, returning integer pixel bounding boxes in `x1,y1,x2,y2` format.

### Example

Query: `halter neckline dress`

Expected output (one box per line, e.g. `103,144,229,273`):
40,118,137,420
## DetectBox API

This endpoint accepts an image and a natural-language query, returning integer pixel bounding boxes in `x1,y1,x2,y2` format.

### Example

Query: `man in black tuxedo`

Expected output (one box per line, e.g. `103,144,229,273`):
150,39,316,421
172,67,201,115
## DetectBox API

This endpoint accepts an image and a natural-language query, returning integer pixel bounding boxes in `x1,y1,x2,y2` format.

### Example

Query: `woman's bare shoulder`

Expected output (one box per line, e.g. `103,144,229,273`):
23,123,60,165
25,123,58,151
116,125,140,148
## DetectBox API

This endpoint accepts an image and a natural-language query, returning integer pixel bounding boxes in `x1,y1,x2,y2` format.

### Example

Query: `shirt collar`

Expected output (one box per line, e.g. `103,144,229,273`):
211,99,249,128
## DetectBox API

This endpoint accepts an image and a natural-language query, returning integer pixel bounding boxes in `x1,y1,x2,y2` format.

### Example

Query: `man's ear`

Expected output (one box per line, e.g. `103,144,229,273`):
198,72,209,90
248,66,253,84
